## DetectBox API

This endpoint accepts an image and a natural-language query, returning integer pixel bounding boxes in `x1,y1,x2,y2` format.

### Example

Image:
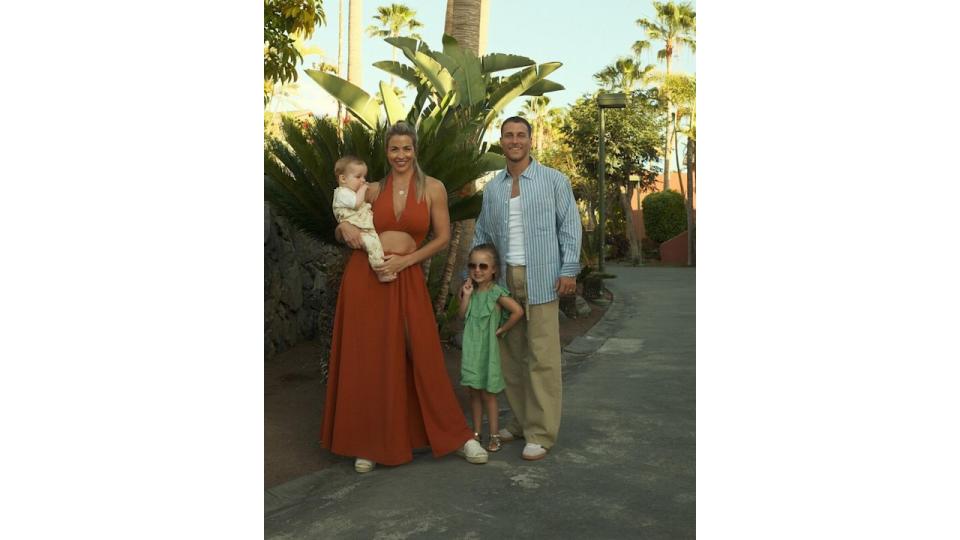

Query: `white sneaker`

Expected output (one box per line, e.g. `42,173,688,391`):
354,458,375,473
457,438,489,464
521,443,548,461
497,428,520,442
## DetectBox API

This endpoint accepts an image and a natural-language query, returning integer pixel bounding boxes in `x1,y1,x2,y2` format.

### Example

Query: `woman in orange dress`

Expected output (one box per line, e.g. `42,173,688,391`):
321,121,488,473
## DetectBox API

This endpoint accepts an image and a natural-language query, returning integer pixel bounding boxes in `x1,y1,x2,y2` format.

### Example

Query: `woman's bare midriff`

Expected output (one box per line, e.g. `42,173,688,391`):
379,230,417,255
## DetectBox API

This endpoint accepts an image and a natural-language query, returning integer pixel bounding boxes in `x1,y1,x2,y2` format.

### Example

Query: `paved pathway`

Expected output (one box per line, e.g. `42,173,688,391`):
265,265,696,539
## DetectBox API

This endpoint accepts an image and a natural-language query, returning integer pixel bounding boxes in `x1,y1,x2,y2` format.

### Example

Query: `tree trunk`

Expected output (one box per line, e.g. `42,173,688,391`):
686,138,695,266
434,222,463,317
662,106,672,192
618,183,641,264
444,0,455,37
662,51,673,192
434,0,484,316
536,114,544,156
347,0,362,87
337,0,345,134
446,0,481,53
675,126,684,197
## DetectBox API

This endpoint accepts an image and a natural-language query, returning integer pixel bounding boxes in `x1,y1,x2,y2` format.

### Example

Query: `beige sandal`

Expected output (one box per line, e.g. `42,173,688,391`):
486,434,502,453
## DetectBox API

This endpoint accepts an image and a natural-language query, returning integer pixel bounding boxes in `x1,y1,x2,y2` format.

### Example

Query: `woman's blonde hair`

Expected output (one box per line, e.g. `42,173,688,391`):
385,121,426,202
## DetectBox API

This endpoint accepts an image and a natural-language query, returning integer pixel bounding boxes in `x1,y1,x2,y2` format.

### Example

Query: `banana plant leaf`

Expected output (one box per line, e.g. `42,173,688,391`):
440,35,486,107
485,62,563,126
276,35,567,246
522,79,565,96
379,81,406,126
480,53,536,73
372,60,422,86
305,69,380,130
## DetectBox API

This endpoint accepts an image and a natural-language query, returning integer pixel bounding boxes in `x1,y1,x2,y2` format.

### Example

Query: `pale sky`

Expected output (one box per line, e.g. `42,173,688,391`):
271,0,696,121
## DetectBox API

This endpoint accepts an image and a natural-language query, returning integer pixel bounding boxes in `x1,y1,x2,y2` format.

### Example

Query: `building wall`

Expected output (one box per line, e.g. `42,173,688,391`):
630,171,696,243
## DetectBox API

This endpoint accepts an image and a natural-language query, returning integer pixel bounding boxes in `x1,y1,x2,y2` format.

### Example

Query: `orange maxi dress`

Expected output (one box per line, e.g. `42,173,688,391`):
321,175,474,465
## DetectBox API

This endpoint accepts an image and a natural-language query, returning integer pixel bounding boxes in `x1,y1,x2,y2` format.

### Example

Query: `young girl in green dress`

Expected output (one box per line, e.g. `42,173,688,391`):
459,244,524,452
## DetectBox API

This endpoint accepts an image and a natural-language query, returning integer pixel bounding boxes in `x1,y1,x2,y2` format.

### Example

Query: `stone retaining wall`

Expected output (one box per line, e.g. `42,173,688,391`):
264,203,347,365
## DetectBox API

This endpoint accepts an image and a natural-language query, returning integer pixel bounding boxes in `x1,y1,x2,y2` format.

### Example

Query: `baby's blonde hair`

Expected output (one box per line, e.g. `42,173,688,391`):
334,155,366,180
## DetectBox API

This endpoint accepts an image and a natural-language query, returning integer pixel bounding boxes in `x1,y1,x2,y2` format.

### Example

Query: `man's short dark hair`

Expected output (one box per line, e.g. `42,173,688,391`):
500,116,532,137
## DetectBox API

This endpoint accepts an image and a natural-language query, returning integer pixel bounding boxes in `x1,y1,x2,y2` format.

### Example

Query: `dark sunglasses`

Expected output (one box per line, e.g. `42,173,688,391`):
467,262,490,270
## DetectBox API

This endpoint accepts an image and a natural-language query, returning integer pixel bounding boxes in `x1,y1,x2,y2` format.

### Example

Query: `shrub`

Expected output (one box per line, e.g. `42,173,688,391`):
642,190,687,242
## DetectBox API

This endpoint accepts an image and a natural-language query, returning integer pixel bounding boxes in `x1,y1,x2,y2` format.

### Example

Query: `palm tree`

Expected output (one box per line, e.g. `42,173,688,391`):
347,0,362,87
300,34,564,315
632,39,652,60
636,1,695,191
593,56,654,93
366,3,424,85
266,38,334,112
436,0,484,316
519,96,552,157
337,0,345,131
444,0,482,54
670,74,696,266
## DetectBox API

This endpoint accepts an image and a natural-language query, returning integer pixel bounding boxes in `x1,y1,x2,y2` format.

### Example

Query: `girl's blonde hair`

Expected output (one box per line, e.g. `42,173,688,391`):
385,121,427,202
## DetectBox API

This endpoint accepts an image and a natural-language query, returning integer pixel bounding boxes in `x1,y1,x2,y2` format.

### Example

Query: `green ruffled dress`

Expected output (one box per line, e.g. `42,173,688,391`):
460,284,510,393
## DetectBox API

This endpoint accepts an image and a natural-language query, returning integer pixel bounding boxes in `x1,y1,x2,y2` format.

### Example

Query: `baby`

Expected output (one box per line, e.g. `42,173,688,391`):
332,156,393,282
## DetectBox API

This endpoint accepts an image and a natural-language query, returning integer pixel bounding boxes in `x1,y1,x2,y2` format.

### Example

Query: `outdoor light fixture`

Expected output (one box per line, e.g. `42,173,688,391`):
597,93,627,273
598,93,627,108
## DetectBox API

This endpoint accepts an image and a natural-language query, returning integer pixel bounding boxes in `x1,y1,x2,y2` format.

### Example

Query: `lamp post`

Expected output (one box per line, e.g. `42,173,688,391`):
629,173,643,266
597,93,626,273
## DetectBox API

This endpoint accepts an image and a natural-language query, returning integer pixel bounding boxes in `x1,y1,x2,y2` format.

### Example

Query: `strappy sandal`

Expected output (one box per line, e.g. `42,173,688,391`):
486,434,502,453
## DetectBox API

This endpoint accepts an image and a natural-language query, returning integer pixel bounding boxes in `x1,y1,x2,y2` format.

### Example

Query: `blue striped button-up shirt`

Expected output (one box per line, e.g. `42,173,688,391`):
471,159,582,305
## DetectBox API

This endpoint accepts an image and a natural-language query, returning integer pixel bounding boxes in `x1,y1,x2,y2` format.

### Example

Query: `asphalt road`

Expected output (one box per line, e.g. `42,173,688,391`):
265,265,696,539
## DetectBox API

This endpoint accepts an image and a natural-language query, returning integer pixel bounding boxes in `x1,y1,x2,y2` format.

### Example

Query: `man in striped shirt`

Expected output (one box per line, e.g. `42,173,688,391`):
469,116,582,461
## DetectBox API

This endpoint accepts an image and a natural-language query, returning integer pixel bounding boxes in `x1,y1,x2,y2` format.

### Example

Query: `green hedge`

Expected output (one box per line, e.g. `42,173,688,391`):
642,190,687,242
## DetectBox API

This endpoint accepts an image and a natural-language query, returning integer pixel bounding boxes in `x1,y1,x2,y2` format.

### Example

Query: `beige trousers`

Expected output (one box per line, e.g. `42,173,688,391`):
500,265,562,448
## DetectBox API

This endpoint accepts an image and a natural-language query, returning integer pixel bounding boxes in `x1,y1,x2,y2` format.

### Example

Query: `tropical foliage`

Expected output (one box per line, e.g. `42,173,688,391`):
635,1,696,73
636,0,695,192
561,89,665,261
264,0,326,104
562,90,664,201
265,34,565,308
594,56,654,94
306,35,564,140
367,4,424,43
264,111,497,246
